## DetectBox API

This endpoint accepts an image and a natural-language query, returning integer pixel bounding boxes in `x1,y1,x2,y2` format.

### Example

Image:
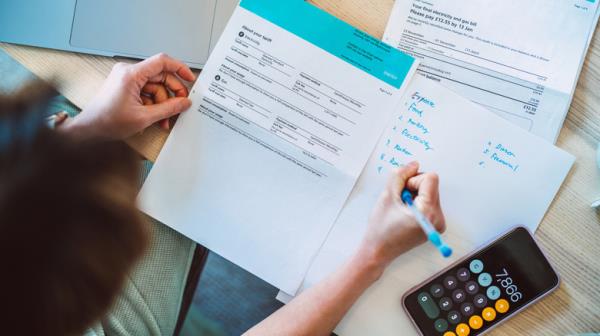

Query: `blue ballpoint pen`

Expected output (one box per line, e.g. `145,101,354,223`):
401,189,452,258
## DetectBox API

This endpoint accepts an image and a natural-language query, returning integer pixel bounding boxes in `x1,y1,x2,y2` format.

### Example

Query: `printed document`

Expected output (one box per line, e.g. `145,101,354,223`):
278,76,574,335
383,0,600,142
139,0,417,294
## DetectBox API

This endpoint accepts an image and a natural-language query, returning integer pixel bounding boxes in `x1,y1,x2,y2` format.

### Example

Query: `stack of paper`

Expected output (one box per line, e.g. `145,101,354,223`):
139,0,589,334
383,0,600,143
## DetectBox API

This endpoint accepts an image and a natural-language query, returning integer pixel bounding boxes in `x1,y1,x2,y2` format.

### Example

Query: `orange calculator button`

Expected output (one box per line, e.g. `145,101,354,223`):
495,299,510,314
482,307,496,321
456,323,470,336
443,332,457,336
469,315,483,330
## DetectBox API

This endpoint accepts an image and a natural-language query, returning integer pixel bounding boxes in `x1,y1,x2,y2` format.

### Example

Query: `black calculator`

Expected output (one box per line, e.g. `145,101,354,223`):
402,227,559,336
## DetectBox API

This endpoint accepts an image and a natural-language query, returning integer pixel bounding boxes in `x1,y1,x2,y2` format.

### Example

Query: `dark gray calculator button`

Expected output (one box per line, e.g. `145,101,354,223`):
439,297,453,311
465,281,479,295
434,319,449,332
417,292,440,319
460,302,475,316
473,294,487,308
452,289,466,303
447,311,461,324
430,284,444,298
443,276,458,290
456,268,470,281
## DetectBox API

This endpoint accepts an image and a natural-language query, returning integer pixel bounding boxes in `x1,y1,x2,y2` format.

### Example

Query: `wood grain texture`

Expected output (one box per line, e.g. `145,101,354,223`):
2,0,600,334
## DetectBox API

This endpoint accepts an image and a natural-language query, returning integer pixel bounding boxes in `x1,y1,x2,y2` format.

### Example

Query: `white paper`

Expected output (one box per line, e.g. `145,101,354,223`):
139,1,417,294
383,0,600,142
280,76,574,335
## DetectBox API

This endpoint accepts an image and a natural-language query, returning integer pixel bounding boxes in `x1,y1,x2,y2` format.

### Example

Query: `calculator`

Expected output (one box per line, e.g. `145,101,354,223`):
402,227,559,336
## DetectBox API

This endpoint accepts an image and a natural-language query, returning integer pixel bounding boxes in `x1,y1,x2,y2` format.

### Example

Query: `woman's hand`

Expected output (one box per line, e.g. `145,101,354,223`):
246,162,446,336
63,53,196,141
359,161,446,274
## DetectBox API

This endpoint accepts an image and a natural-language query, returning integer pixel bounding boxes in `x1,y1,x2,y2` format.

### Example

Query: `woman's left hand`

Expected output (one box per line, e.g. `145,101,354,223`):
63,53,196,141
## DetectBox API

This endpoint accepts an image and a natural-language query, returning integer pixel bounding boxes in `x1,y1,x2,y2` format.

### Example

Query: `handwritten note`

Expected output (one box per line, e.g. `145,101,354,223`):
377,92,439,174
376,86,533,179
479,141,520,172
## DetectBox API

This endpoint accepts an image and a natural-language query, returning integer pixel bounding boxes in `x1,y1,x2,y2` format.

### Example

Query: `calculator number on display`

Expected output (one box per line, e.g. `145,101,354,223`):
495,268,522,303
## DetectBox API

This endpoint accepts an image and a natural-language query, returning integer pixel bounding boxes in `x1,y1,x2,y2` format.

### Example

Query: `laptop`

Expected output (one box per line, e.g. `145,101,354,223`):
0,0,239,69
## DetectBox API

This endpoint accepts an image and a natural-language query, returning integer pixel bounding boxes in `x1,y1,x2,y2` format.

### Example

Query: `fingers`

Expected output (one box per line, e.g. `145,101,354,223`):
407,173,446,233
141,96,153,106
142,83,170,103
148,73,190,96
162,73,189,97
134,53,196,82
385,161,420,200
159,118,170,131
406,172,440,204
141,83,181,130
429,208,446,233
145,97,192,122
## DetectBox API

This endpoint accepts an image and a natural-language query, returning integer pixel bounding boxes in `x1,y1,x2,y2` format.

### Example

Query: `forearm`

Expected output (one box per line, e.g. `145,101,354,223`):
56,114,105,142
47,112,89,141
245,244,388,336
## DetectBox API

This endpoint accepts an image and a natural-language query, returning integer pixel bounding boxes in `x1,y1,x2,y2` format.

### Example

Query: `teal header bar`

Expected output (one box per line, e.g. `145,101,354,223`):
239,0,415,88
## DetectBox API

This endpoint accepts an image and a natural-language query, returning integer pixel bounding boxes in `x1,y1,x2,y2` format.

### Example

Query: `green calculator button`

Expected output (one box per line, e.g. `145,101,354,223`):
418,292,440,319
435,318,449,332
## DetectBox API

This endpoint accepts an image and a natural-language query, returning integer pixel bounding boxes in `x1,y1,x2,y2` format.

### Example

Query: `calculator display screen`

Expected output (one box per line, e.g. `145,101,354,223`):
403,227,558,336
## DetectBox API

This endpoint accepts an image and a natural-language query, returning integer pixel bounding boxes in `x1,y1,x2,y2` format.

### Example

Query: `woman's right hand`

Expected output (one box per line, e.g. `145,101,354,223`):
245,161,446,336
359,161,446,273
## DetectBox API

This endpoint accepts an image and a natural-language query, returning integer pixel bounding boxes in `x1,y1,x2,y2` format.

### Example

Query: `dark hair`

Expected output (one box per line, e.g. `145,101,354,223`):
0,82,149,336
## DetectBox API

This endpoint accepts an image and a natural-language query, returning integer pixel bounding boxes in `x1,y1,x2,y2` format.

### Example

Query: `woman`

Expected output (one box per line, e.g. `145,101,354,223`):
0,53,445,336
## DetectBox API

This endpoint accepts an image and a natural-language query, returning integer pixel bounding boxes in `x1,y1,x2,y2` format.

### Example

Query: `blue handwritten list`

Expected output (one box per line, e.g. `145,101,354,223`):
377,92,435,174
479,142,520,172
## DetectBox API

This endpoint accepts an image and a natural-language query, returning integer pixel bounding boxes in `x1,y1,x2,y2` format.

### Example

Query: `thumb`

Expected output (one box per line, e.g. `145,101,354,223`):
386,161,419,200
145,97,192,122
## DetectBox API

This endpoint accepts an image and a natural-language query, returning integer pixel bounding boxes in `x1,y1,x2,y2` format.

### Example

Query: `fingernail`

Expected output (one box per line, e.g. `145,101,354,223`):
407,161,418,167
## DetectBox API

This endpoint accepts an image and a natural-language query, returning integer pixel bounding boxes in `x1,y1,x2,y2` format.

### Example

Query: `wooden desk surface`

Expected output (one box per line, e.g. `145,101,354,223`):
2,0,600,334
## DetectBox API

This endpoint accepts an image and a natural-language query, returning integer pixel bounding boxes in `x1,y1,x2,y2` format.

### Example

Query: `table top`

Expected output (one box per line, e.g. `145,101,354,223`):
2,0,600,334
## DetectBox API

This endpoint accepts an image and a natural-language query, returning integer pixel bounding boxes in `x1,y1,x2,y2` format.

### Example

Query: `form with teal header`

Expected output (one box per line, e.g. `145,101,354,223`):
239,0,415,88
140,0,418,294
